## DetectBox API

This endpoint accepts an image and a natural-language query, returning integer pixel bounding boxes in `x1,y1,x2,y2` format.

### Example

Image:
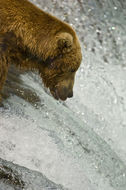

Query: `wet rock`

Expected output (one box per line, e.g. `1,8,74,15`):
0,158,68,190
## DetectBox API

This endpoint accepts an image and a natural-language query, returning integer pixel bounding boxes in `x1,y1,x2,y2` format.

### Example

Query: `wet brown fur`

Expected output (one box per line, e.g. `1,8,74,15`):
0,0,82,101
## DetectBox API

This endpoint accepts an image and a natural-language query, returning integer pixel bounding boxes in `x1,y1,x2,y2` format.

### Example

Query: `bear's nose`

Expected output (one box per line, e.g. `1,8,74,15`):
68,90,73,98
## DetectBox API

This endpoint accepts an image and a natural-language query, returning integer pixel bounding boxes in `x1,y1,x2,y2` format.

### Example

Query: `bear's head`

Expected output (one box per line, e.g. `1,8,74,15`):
38,32,82,101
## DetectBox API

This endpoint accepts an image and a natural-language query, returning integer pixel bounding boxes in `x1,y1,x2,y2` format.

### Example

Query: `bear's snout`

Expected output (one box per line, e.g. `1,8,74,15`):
67,90,73,98
50,73,75,101
50,85,73,101
57,86,73,101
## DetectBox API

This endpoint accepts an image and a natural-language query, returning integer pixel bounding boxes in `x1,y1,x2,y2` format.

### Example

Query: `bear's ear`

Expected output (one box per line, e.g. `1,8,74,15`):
56,32,73,53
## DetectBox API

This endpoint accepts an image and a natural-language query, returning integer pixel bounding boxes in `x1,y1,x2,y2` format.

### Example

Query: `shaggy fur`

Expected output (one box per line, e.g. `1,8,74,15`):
0,0,82,101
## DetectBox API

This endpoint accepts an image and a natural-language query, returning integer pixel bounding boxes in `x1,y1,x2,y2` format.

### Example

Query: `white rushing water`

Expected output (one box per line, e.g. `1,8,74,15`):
0,0,126,190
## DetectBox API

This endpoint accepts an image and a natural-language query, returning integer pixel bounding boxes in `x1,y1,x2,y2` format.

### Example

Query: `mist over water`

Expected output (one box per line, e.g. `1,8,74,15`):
0,0,126,189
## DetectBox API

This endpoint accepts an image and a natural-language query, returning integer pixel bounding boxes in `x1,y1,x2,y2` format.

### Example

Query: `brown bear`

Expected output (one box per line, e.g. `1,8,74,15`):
0,0,82,101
